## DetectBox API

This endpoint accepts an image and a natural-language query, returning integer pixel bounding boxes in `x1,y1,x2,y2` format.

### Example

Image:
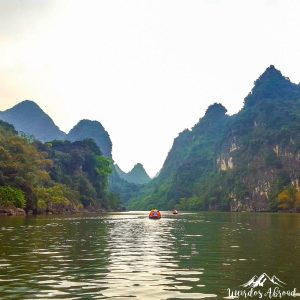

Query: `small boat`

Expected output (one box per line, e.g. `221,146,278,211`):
172,209,178,215
149,209,161,219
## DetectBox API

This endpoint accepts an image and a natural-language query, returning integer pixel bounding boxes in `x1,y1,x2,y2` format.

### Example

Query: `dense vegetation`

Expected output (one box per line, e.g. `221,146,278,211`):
0,120,119,213
130,66,300,212
2,65,300,213
0,100,150,201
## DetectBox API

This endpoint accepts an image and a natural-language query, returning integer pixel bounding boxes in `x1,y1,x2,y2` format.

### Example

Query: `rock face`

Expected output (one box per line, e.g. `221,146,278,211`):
67,120,112,158
0,208,26,216
115,163,151,185
0,100,66,142
131,66,300,211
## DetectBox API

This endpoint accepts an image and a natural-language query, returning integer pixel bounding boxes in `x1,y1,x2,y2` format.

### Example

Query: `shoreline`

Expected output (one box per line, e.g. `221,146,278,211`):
0,207,109,217
0,207,299,217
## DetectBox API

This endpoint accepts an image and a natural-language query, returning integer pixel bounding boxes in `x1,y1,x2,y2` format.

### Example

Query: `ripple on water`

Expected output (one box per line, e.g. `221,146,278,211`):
2,212,297,299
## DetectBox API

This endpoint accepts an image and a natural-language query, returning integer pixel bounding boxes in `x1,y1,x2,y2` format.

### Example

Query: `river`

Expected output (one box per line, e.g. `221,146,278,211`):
0,212,299,299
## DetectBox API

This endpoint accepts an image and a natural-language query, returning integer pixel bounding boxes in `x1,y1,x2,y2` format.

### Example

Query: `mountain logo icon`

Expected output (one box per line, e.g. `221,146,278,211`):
241,273,286,288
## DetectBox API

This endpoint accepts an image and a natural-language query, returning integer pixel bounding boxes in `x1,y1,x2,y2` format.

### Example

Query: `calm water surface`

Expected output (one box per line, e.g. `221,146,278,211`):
0,212,300,299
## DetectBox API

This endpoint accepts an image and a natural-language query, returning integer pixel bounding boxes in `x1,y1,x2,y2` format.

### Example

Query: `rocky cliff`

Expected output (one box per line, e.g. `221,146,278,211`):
130,66,300,212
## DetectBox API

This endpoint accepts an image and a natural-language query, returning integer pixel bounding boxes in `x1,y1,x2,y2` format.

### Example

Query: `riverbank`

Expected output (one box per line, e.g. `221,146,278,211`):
0,207,26,216
0,205,126,217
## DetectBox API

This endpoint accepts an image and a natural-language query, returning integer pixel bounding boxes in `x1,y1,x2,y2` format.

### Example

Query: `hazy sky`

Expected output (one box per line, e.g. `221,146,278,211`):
1,0,300,176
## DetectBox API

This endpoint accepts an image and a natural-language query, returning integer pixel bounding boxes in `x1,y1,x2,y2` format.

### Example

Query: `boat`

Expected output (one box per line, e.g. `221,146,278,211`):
149,209,161,219
172,209,178,215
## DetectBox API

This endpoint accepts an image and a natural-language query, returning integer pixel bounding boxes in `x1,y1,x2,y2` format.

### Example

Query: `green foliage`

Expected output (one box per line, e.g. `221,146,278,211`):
40,139,114,209
129,66,300,212
0,186,26,208
0,120,117,212
277,186,300,212
0,122,52,208
35,184,81,210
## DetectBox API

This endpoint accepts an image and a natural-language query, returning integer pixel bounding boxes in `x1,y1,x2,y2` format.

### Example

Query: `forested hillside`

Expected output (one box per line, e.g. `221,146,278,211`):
130,66,300,212
0,120,119,215
0,101,147,198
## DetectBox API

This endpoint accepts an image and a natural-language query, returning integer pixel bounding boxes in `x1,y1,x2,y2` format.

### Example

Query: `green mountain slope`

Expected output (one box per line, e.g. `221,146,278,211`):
67,120,112,158
130,66,300,212
0,120,117,213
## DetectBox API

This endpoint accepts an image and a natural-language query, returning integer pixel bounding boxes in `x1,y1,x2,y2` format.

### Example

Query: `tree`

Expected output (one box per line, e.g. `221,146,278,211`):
0,186,26,208
278,186,300,212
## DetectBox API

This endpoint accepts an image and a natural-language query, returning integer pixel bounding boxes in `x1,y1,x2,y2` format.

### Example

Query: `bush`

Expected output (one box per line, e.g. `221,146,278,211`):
0,186,26,208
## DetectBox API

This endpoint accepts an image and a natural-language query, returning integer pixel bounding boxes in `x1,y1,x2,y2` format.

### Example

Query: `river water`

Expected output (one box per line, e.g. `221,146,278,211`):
0,212,299,299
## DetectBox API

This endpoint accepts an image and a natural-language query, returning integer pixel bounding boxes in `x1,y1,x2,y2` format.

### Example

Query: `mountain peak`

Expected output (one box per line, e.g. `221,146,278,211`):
204,103,227,117
132,163,144,170
67,119,112,158
0,100,66,141
258,65,287,82
76,119,105,129
6,100,44,114
245,65,300,106
127,163,151,184
115,163,151,185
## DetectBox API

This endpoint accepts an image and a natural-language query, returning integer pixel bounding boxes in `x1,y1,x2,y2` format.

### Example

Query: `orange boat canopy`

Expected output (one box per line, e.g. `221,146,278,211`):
149,209,161,219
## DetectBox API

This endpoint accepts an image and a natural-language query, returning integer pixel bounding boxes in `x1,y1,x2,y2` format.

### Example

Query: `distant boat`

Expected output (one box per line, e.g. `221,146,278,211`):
149,209,161,219
172,209,178,215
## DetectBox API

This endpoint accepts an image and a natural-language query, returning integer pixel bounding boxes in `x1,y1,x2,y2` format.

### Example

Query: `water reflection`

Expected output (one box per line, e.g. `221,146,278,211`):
102,214,216,299
0,212,299,299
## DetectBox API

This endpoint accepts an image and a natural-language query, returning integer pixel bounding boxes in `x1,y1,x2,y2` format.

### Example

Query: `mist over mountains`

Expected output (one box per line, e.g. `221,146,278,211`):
0,100,66,142
0,100,149,193
0,100,113,157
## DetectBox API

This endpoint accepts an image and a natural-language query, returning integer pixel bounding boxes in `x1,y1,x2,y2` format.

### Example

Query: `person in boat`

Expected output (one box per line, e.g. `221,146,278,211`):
149,209,154,218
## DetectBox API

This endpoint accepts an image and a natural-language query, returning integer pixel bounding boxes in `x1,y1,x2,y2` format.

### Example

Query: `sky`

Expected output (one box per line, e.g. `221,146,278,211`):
1,0,300,177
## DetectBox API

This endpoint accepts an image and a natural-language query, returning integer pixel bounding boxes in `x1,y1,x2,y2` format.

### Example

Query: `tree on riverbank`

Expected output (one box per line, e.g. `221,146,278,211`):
0,186,25,208
0,120,119,213
278,186,300,212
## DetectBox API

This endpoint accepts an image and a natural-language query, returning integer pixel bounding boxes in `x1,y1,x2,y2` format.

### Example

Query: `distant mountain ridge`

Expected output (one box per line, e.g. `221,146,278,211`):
0,100,66,142
0,100,112,158
0,100,150,195
115,163,151,185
